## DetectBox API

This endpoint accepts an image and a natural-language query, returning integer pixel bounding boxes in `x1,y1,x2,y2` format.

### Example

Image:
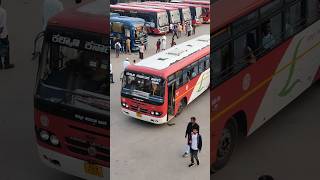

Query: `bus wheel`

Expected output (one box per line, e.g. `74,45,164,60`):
211,118,238,173
177,98,187,115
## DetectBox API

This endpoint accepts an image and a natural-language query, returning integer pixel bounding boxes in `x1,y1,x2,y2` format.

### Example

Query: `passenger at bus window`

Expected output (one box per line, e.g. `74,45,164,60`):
262,22,275,50
151,83,159,96
246,33,257,64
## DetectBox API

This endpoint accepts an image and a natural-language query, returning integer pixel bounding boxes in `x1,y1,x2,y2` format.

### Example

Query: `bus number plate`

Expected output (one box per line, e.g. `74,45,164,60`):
136,112,142,118
84,162,103,177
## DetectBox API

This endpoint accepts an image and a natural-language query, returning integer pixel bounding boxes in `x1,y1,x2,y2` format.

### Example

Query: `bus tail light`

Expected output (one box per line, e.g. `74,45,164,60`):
50,135,60,146
40,115,49,127
40,130,50,141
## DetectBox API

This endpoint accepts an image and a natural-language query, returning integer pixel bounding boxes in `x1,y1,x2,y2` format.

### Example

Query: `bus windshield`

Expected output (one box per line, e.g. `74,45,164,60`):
183,8,191,21
171,10,181,24
122,71,165,104
158,12,169,27
37,40,109,112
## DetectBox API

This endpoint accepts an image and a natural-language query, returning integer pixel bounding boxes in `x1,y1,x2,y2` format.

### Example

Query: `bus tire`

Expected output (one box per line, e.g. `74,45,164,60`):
177,98,187,115
211,118,238,173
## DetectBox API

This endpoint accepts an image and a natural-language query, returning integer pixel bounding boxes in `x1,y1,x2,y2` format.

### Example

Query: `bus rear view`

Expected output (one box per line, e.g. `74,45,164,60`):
33,0,109,179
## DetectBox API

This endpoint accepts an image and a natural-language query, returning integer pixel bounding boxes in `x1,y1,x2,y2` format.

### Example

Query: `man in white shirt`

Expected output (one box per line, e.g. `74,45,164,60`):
0,0,13,69
188,128,202,167
123,58,130,71
43,0,64,30
110,63,114,83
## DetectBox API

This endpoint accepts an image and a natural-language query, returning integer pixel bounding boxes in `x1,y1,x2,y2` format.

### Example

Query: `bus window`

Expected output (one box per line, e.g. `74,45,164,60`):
307,0,320,24
260,0,282,18
212,44,232,84
199,59,205,73
285,1,306,38
205,56,210,69
175,70,183,87
261,15,282,51
191,62,199,78
234,29,258,68
232,10,258,35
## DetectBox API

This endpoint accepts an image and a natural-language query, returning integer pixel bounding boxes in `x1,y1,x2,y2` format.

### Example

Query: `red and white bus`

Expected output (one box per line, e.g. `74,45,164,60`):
33,0,109,179
181,0,210,6
141,2,193,25
122,2,182,26
110,4,169,34
121,35,210,124
172,1,210,23
211,0,320,173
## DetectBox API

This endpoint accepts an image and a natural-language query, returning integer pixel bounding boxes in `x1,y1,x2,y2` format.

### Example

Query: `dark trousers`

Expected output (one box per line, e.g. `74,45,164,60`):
0,37,10,67
139,52,144,59
190,148,199,164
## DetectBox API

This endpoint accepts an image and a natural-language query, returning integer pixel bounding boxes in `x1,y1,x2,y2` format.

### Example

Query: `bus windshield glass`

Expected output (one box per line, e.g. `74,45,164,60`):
172,10,181,23
37,37,109,112
183,8,191,21
158,12,169,26
122,71,165,103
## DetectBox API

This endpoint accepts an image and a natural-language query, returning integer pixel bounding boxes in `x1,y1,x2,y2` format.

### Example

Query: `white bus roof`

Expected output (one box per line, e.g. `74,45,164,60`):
135,34,210,70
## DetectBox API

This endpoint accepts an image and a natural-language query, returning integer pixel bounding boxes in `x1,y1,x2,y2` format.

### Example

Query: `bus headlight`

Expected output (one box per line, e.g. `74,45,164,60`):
151,111,155,115
155,112,160,116
122,102,129,108
40,115,49,127
50,135,60,146
151,111,162,116
39,130,50,141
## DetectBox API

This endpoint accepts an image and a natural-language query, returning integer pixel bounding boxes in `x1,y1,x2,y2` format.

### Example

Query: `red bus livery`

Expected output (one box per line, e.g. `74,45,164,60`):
110,4,170,34
121,35,210,124
211,0,320,173
33,0,109,179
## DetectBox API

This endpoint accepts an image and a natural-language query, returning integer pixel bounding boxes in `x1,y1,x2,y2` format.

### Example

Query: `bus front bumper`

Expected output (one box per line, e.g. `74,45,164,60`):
122,108,168,124
37,145,109,180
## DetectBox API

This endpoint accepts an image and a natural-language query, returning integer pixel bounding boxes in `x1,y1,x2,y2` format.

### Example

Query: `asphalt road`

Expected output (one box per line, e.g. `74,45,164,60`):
110,24,211,180
212,82,320,180
0,1,82,180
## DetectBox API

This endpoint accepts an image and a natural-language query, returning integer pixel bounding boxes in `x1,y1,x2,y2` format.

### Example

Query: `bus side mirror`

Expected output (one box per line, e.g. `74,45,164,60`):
32,32,44,61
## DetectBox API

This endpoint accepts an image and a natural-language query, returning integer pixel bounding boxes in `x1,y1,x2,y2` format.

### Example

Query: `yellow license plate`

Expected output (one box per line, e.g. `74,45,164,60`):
84,162,103,177
136,112,142,118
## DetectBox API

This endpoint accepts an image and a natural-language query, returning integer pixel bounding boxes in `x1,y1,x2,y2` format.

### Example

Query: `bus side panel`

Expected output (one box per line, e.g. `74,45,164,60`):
249,21,320,134
211,39,291,165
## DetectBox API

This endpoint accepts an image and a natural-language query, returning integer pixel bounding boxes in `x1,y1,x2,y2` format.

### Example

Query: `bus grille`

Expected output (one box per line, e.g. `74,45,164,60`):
65,137,109,163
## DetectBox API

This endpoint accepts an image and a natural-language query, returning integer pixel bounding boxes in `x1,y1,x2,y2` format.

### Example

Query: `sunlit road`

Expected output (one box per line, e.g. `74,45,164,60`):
0,0,82,180
110,23,210,179
213,82,320,180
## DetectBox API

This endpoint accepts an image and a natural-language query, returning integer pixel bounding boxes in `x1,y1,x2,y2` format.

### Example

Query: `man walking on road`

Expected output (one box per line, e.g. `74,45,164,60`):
139,43,144,59
0,0,13,69
123,58,130,70
43,0,64,30
183,117,200,157
115,41,121,58
188,127,202,167
161,35,166,51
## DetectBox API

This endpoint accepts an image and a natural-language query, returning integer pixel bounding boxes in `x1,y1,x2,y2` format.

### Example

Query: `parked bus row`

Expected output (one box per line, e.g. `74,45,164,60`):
110,1,210,35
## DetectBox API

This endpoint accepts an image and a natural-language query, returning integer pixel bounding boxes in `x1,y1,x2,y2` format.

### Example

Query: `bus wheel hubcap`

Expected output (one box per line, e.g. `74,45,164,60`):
217,129,232,159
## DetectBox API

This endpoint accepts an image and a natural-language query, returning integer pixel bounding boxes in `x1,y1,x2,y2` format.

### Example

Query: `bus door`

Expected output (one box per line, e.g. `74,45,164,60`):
167,76,176,120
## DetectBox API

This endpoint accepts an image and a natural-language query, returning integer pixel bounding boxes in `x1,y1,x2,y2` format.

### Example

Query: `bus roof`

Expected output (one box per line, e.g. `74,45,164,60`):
126,3,179,10
110,16,145,25
144,2,191,8
128,35,210,78
111,4,166,13
48,0,108,34
212,0,270,32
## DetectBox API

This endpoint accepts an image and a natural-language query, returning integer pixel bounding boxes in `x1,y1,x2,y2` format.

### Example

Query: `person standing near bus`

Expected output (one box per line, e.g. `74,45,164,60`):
156,38,161,53
173,24,178,39
161,35,166,51
188,127,202,167
126,38,131,54
192,23,196,35
139,43,144,59
43,0,64,30
115,41,121,58
110,63,114,83
178,23,182,38
183,117,200,157
0,0,13,69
